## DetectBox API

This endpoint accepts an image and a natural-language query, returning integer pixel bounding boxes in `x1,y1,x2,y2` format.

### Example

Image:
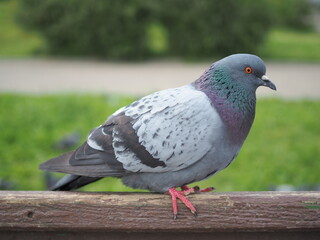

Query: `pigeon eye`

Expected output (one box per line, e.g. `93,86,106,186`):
245,67,252,74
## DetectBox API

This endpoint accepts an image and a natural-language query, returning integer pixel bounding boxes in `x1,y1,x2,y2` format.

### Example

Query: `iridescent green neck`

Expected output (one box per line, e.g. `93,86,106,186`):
194,66,256,144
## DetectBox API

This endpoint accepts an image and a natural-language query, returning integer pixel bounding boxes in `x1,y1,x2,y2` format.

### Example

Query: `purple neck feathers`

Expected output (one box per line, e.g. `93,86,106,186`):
193,66,256,145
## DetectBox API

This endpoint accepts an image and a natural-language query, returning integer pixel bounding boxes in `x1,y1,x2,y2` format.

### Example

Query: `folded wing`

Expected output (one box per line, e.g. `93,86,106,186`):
40,85,223,177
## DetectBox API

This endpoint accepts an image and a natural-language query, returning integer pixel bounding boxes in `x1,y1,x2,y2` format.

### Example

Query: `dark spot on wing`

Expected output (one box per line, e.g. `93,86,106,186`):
166,152,175,161
130,101,139,107
111,113,166,169
154,150,159,157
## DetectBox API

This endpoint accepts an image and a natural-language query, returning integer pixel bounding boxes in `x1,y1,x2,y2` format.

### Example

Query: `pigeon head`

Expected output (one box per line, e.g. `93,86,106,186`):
215,54,276,92
194,54,276,144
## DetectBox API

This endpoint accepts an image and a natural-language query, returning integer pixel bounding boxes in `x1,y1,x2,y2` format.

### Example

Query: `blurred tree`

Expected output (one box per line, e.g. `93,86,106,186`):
16,0,154,59
161,0,273,58
16,0,275,59
267,0,313,30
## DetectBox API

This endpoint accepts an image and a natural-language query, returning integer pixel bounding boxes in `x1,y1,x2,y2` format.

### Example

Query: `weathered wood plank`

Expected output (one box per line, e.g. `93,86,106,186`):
0,191,319,232
1,231,320,240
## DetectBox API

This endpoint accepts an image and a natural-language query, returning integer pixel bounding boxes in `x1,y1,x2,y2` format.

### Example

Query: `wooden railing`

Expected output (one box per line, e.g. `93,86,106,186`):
0,191,319,239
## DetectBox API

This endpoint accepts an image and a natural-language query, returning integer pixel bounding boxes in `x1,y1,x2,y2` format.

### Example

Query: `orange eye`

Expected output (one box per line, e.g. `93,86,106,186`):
245,67,252,74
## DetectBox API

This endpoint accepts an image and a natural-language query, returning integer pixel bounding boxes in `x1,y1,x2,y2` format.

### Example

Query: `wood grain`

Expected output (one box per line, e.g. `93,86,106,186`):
0,191,319,232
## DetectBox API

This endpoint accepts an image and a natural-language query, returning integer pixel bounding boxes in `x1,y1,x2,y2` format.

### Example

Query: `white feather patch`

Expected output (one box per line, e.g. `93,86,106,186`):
87,131,104,151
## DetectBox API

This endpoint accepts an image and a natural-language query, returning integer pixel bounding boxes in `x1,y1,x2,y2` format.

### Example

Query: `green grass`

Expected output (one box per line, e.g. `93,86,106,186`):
0,0,45,57
0,94,319,192
259,28,320,62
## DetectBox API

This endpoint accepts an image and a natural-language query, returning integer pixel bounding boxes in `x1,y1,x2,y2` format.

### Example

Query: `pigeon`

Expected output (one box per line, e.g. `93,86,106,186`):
40,54,276,219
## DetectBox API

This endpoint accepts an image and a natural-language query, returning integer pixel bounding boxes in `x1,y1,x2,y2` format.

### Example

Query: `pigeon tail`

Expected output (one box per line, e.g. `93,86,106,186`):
50,174,102,191
40,142,126,177
40,151,74,173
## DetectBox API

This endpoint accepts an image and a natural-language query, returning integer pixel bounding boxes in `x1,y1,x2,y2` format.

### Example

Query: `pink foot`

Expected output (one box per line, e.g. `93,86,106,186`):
180,185,215,195
167,187,197,219
166,186,215,219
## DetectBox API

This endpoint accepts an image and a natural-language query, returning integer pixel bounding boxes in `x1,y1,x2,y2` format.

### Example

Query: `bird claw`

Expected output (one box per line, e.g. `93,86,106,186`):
173,213,177,220
180,185,215,195
167,187,197,219
166,186,214,219
199,186,215,192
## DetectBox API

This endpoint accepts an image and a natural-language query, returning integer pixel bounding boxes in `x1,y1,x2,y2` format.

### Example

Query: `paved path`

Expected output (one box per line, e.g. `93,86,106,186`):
0,59,319,98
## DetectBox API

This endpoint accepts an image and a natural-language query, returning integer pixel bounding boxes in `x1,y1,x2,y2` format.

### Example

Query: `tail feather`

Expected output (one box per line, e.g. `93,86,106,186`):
50,174,102,191
39,143,126,177
40,142,126,190
40,151,74,173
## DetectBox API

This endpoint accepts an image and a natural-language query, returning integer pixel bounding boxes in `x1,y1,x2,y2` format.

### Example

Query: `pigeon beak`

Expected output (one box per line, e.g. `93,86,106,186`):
261,75,276,91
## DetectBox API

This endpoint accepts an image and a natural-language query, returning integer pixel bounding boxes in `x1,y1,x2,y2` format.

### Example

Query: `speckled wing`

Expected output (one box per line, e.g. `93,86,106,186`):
88,84,224,174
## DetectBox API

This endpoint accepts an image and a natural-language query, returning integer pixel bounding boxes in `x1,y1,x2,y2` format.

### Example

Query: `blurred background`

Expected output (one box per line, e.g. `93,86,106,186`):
0,0,319,192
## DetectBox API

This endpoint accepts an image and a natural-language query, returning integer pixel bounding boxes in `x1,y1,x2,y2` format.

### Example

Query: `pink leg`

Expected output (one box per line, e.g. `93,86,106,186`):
167,187,197,219
169,188,178,219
